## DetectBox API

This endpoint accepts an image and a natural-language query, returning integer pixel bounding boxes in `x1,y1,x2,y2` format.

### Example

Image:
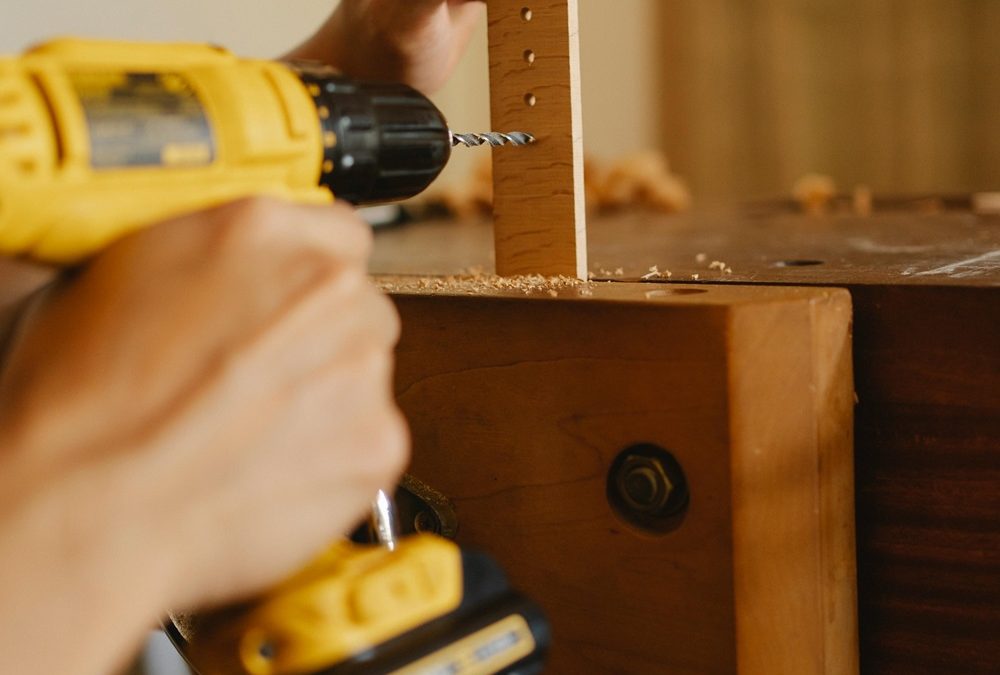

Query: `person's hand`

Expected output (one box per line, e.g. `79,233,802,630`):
288,0,485,93
0,198,408,674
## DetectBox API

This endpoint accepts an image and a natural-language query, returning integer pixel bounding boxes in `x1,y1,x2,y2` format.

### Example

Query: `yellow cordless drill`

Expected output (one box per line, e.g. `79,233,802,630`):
0,37,532,262
0,39,547,674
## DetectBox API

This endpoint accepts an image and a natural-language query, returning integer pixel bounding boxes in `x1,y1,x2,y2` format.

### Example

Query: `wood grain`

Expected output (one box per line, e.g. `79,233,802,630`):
372,204,999,672
850,285,1000,674
387,283,857,673
486,0,586,278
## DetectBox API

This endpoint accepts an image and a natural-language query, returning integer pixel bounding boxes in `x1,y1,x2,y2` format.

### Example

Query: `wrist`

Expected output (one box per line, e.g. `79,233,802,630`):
0,454,175,673
284,7,351,72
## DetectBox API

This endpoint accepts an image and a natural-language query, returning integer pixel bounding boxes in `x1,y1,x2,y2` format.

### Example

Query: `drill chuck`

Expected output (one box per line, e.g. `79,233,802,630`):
294,64,452,205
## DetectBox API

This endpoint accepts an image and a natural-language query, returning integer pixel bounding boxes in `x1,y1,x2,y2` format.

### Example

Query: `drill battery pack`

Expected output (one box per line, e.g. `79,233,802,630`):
318,550,549,675
173,536,549,675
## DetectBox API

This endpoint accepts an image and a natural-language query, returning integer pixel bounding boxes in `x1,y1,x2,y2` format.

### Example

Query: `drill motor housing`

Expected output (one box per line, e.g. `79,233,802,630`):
0,38,450,263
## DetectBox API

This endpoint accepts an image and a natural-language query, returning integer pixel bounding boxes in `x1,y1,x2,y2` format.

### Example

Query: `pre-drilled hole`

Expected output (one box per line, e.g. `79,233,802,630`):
523,49,536,65
644,289,708,298
524,92,537,107
773,259,825,267
521,7,533,21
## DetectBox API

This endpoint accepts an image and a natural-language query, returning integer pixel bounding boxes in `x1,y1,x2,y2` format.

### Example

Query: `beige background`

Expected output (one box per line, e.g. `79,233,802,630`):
3,1,996,201
0,1,661,186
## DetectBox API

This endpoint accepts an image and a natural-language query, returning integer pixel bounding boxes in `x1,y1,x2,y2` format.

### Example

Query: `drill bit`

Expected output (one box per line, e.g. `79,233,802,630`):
450,131,535,148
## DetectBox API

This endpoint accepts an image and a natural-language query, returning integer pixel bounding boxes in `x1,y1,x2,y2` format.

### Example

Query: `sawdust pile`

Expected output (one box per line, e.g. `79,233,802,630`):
375,271,593,297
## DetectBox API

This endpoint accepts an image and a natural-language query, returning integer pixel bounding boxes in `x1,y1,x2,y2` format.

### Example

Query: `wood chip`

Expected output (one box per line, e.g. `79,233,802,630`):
793,173,837,215
853,185,873,217
640,265,672,280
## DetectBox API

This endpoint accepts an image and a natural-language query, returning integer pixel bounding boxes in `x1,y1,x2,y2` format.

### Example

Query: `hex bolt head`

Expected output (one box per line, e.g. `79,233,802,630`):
607,444,690,534
617,455,674,514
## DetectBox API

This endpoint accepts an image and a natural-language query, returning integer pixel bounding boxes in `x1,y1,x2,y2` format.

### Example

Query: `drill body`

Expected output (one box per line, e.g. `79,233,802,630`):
0,38,547,675
0,38,450,262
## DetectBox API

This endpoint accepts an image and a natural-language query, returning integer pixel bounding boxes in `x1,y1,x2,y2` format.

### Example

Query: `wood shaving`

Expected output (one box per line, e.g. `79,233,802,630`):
972,192,1000,215
793,173,837,215
695,253,708,263
853,185,873,217
414,150,692,218
709,261,726,271
594,151,692,214
640,265,672,280
691,273,700,280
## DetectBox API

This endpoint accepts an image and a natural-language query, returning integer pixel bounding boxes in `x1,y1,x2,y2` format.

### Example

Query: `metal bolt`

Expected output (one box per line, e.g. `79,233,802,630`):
616,455,674,514
413,510,439,534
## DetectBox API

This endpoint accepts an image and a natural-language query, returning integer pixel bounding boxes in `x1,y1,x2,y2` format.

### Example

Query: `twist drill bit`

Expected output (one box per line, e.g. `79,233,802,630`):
450,131,536,148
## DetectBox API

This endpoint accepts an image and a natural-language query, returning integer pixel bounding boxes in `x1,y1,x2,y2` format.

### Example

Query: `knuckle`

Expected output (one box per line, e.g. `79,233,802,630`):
224,196,284,228
370,289,402,344
326,203,373,260
368,409,410,481
207,196,284,251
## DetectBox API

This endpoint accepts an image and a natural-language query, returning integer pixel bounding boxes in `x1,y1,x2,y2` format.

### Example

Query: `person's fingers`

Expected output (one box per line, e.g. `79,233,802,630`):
195,197,372,267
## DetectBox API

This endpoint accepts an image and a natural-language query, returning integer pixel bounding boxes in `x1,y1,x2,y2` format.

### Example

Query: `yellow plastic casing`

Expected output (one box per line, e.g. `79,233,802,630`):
185,535,464,675
0,38,329,263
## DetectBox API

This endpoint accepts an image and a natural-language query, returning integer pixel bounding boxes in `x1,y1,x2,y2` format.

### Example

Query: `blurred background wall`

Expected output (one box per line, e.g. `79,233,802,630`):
657,0,1000,202
3,0,997,201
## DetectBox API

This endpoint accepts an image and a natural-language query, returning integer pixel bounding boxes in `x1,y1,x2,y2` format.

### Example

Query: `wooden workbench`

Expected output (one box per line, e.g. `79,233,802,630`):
374,202,999,674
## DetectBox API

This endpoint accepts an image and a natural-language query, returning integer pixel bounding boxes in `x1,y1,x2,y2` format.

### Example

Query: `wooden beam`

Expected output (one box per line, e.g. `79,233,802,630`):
487,0,587,278
389,282,858,673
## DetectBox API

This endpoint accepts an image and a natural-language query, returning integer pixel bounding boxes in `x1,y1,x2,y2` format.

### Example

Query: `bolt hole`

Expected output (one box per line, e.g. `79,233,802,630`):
521,7,533,21
607,444,689,534
524,92,537,107
413,511,440,534
773,259,825,267
523,49,536,65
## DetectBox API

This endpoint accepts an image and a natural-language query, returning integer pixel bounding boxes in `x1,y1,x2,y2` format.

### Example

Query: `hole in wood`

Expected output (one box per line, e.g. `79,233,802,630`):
644,289,708,299
523,49,536,65
607,444,690,535
773,259,825,267
524,92,537,107
521,7,533,21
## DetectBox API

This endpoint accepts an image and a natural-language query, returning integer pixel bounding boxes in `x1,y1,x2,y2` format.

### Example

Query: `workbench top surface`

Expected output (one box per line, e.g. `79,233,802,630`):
372,204,1000,288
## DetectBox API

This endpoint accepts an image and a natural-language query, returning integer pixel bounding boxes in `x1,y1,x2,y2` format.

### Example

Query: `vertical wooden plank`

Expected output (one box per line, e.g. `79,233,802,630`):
487,0,586,278
729,290,858,674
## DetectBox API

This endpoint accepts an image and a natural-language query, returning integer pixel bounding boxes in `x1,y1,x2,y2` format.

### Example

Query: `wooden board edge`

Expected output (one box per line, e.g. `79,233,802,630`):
727,288,858,673
809,289,859,674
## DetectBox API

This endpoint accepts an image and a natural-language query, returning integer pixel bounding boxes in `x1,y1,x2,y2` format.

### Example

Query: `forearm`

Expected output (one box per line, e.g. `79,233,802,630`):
0,461,171,675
